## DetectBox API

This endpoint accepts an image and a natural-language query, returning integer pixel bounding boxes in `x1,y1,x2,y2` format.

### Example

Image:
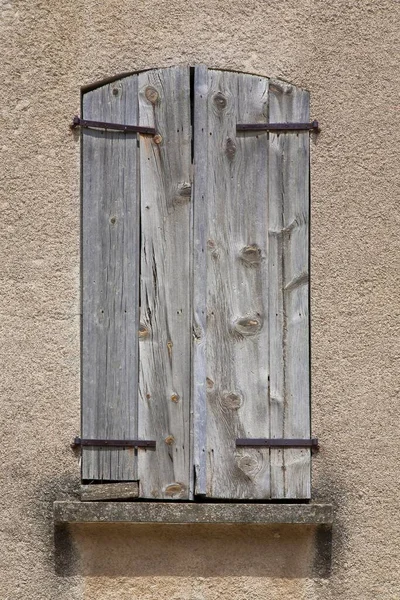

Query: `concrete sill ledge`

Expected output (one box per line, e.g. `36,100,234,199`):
54,501,333,525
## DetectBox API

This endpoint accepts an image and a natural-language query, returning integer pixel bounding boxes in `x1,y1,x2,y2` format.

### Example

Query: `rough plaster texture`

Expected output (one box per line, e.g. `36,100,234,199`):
0,0,399,599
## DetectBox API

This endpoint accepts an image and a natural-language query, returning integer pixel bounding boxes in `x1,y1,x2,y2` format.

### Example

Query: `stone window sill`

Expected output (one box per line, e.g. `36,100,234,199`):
53,501,333,525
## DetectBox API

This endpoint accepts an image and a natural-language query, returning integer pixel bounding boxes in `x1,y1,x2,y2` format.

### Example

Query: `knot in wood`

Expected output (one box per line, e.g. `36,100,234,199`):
240,244,262,265
174,182,192,205
233,316,262,336
206,377,214,389
145,86,159,104
153,134,163,145
193,325,202,341
167,340,173,358
165,483,185,498
164,435,175,445
238,453,262,476
139,323,149,339
171,393,180,403
225,137,237,160
207,239,219,259
221,392,242,410
112,86,120,96
177,182,192,197
213,91,227,109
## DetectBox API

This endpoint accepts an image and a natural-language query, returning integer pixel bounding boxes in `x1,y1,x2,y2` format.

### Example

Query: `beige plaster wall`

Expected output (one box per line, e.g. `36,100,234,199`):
1,0,399,598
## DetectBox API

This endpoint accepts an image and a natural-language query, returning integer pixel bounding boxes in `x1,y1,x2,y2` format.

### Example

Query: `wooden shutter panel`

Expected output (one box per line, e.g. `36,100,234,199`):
137,67,192,499
193,68,311,499
82,74,140,481
82,68,192,498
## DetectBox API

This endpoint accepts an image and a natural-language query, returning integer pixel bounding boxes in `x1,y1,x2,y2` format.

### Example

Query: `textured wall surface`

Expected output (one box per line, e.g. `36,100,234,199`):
1,0,399,598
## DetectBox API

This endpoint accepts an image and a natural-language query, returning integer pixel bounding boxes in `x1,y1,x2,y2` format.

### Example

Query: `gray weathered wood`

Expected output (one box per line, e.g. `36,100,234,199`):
193,65,209,496
82,75,139,481
137,67,192,499
80,67,310,499
199,70,271,499
80,482,139,501
268,80,310,498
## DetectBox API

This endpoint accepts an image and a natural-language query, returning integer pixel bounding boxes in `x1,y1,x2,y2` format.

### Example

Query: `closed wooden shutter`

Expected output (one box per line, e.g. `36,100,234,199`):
81,66,310,500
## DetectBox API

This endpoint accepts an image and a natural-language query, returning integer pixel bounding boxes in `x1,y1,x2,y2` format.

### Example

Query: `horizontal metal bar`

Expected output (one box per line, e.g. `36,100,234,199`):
236,120,320,133
72,437,156,448
236,438,319,448
71,116,157,135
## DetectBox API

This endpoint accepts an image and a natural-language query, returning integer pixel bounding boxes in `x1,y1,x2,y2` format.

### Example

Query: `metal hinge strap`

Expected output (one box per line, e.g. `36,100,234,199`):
236,438,319,449
236,120,320,133
72,437,156,449
71,116,157,136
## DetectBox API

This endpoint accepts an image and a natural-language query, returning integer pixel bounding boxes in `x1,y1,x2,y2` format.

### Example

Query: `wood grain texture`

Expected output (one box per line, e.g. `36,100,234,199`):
80,482,139,501
193,65,209,496
137,67,192,499
81,67,310,499
268,80,311,498
200,70,271,499
82,75,139,481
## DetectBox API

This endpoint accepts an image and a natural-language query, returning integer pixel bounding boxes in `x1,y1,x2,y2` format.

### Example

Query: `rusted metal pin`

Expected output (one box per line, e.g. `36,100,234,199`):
71,437,156,448
70,116,157,136
236,120,320,133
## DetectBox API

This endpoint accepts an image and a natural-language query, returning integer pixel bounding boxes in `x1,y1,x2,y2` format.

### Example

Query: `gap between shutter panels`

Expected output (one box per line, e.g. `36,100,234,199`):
80,69,312,498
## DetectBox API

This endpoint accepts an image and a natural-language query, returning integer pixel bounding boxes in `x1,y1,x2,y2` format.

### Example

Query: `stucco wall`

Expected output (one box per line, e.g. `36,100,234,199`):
1,0,399,599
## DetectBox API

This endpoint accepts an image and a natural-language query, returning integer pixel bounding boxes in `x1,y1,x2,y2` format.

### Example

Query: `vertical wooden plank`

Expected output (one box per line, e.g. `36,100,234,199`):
202,70,270,499
268,80,310,498
82,75,139,480
193,65,208,496
138,67,192,499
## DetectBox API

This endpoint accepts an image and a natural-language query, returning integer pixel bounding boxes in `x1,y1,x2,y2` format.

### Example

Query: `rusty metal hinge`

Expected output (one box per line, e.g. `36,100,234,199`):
236,438,319,450
71,437,156,449
236,120,320,133
71,116,157,136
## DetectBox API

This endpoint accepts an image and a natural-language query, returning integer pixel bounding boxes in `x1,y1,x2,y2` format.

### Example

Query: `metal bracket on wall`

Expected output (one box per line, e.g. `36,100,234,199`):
236,120,320,133
71,116,157,136
71,437,156,449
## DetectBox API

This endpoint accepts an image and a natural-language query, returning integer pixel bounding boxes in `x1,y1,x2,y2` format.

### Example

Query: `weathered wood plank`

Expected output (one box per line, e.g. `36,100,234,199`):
137,67,192,499
82,75,139,481
80,482,139,502
202,70,270,499
193,65,209,496
268,80,310,498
